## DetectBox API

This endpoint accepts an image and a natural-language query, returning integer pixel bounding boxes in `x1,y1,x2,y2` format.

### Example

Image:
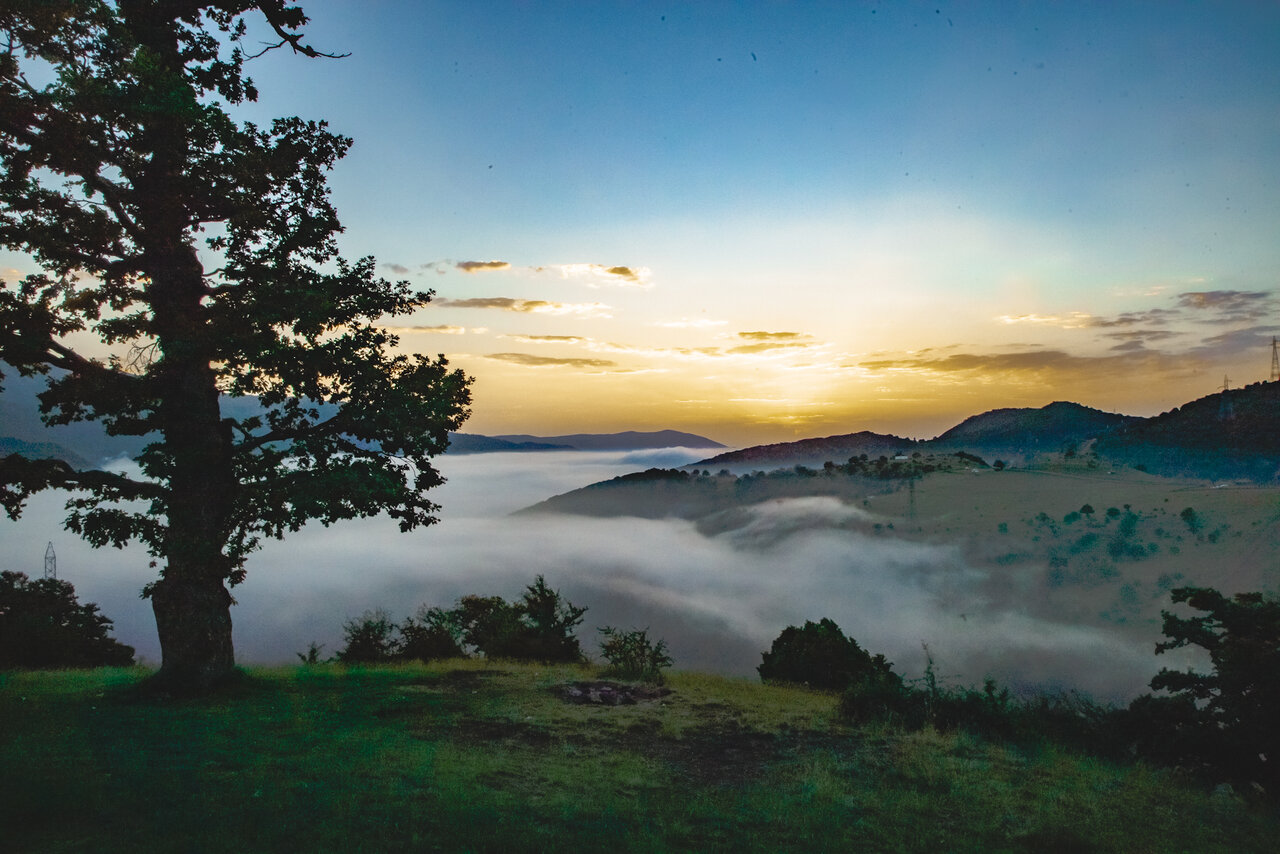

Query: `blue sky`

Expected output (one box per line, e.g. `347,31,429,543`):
10,1,1280,445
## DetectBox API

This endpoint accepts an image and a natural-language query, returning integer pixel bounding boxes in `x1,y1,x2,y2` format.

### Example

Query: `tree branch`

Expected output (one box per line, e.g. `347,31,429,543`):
249,2,349,59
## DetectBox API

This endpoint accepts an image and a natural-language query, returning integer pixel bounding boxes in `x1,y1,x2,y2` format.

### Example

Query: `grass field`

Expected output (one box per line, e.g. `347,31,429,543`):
3,662,1278,852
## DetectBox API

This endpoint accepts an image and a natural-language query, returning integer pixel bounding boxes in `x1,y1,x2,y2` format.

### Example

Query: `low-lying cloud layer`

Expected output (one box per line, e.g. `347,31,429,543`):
2,451,1166,700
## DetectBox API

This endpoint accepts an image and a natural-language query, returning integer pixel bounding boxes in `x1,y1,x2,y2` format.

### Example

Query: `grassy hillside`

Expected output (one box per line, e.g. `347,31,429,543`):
3,662,1277,852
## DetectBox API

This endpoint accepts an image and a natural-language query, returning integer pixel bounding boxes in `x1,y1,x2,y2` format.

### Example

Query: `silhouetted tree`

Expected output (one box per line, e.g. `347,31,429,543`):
1141,586,1280,798
399,604,465,662
0,3,471,691
0,570,134,668
518,575,587,663
450,576,586,662
758,618,896,691
336,609,401,664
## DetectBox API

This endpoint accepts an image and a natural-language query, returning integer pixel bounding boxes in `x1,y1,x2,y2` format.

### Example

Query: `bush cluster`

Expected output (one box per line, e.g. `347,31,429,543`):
769,593,1280,801
0,570,134,669
333,575,587,665
329,578,676,684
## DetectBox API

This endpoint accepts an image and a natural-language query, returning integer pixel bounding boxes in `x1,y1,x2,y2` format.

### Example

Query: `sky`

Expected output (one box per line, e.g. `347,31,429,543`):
6,1,1280,446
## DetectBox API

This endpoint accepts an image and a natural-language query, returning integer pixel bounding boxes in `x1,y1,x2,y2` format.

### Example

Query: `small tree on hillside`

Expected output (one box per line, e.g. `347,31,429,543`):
335,608,402,664
1141,586,1280,798
518,575,587,663
758,618,897,692
0,3,471,691
449,577,586,662
0,570,134,668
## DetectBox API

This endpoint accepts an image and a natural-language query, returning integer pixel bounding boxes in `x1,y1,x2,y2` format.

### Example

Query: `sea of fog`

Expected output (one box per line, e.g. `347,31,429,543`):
2,448,1164,700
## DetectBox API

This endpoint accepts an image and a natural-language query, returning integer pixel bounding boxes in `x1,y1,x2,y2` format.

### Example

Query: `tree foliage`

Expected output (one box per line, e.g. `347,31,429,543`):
758,618,896,691
0,2,470,688
598,626,673,684
0,569,134,668
1140,586,1280,798
334,576,587,666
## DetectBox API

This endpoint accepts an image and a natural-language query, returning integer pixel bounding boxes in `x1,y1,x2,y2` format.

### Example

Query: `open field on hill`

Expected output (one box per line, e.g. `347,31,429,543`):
3,662,1279,853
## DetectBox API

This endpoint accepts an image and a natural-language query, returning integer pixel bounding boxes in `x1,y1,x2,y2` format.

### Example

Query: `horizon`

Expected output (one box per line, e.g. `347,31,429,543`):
2,2,1279,447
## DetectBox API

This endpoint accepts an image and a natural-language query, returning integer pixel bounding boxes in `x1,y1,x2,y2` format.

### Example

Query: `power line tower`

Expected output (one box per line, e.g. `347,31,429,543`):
1218,375,1235,421
43,541,56,580
1270,336,1279,382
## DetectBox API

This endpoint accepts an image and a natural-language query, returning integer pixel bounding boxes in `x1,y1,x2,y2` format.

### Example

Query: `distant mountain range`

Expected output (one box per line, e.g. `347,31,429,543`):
5,364,1278,479
693,388,1280,481
691,401,1134,471
929,400,1137,452
693,430,916,470
448,430,725,454
0,371,724,464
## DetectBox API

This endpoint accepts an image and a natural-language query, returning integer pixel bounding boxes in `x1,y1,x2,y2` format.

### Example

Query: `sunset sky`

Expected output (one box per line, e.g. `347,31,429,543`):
9,1,1280,447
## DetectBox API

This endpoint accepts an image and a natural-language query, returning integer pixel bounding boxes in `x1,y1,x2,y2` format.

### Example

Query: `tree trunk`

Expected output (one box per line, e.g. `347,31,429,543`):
150,575,235,691
131,7,241,692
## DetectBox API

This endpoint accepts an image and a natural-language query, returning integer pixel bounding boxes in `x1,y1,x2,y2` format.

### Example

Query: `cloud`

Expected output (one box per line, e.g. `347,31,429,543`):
483,352,618,369
537,263,652,287
456,260,512,273
504,334,590,344
1176,289,1276,325
859,348,1136,378
436,297,612,317
736,331,813,342
998,312,1095,328
379,324,469,335
382,262,411,275
1101,329,1181,344
1192,325,1280,359
1177,290,1271,311
1087,309,1180,328
728,341,816,354
726,331,817,355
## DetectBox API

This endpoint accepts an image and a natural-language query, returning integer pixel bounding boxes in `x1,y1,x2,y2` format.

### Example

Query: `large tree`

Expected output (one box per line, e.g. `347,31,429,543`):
0,1,471,690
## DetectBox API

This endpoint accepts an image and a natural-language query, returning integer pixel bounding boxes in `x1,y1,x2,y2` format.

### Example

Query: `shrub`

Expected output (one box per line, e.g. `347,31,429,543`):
0,570,134,668
452,576,587,663
758,618,896,691
296,642,326,664
1180,507,1203,534
400,605,465,662
454,595,525,658
517,575,587,663
336,608,401,664
598,627,673,683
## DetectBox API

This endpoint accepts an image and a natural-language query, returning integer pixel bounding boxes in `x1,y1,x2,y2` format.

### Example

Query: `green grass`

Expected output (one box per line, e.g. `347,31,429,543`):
2,662,1276,852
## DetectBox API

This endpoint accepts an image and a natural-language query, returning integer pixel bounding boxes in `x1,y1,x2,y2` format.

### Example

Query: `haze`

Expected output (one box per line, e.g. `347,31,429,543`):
3,450,1179,702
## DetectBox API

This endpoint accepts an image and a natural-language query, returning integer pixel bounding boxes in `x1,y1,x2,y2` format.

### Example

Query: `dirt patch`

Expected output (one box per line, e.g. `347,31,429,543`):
454,717,557,746
557,680,673,706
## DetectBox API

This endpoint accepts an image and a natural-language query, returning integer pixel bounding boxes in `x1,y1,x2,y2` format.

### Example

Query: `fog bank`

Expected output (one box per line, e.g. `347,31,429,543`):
1,450,1164,700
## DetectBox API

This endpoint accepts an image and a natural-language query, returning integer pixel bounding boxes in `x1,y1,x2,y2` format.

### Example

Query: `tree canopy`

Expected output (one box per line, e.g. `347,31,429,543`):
0,1,471,689
1146,586,1280,798
0,569,135,668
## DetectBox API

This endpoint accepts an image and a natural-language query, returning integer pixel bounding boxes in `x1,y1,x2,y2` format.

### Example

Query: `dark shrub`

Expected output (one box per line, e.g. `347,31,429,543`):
758,618,896,691
599,626,673,683
400,605,465,662
455,595,525,658
336,608,401,664
514,575,587,663
0,570,134,668
452,577,587,663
